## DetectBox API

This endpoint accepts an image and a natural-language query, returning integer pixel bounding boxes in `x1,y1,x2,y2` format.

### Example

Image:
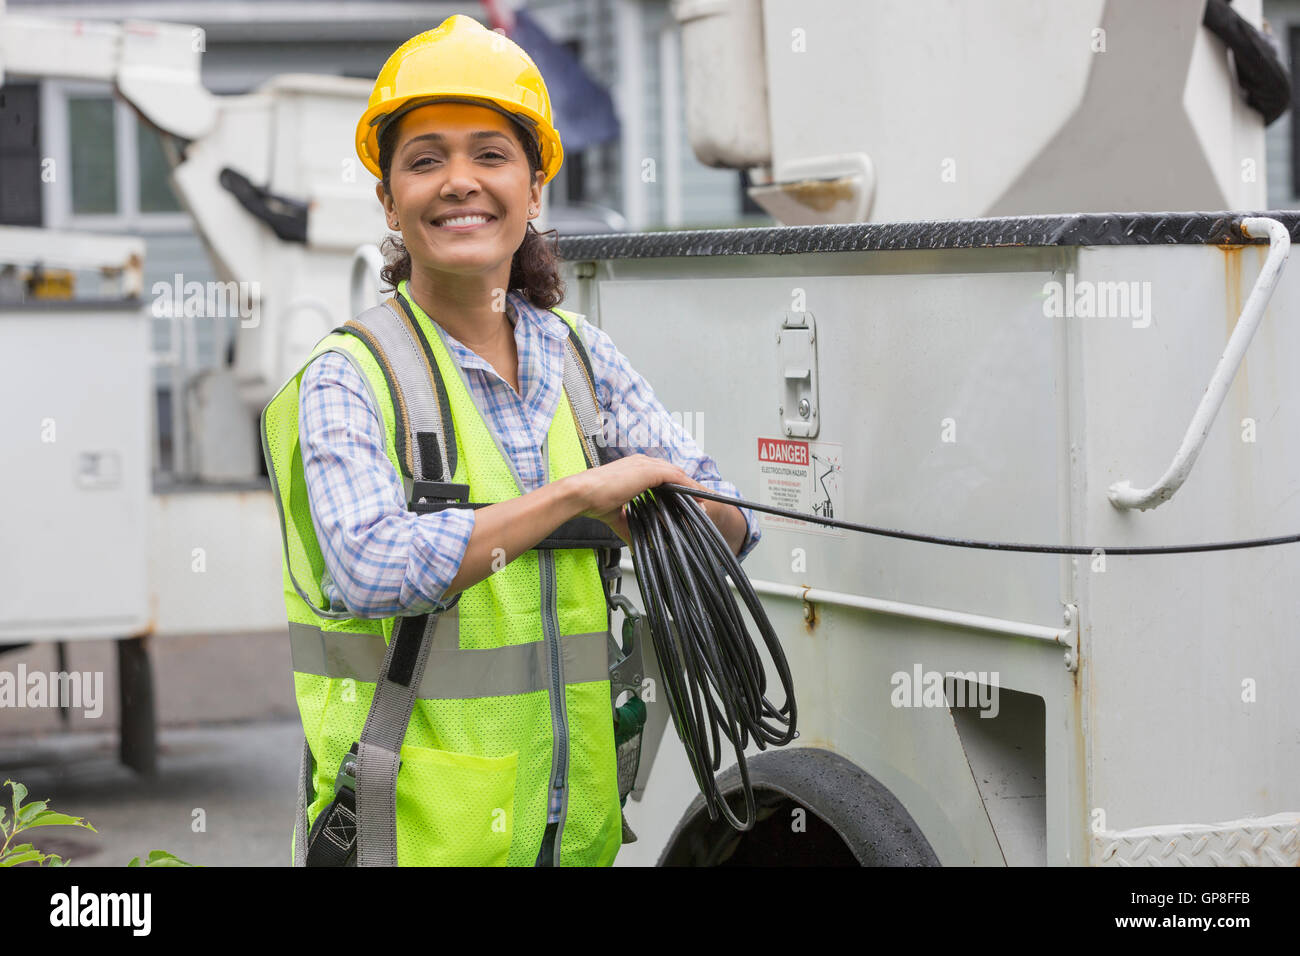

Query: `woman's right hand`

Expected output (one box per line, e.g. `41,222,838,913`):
573,454,696,545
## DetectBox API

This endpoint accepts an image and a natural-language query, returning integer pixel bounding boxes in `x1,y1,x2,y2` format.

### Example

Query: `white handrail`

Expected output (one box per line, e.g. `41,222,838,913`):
1108,216,1290,512
350,243,385,319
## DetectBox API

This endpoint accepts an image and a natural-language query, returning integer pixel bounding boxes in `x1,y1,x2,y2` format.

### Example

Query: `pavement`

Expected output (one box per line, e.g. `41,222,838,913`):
0,719,301,867
1,631,302,867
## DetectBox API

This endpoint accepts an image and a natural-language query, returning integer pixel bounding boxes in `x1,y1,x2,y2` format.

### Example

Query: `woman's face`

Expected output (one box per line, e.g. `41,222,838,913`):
378,101,544,282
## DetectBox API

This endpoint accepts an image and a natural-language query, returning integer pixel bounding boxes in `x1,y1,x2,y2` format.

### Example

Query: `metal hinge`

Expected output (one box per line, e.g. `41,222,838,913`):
777,311,820,438
1061,604,1081,672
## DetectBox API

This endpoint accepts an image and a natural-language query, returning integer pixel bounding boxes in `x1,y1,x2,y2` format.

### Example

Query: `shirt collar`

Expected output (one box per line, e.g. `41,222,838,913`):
507,291,570,341
396,281,569,342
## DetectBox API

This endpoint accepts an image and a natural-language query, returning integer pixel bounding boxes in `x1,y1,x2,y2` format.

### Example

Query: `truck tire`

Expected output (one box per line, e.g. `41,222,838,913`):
657,747,939,866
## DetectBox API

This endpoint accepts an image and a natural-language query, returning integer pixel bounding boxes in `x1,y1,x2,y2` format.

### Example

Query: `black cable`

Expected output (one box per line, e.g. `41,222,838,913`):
661,484,1300,556
624,479,1300,834
625,486,796,832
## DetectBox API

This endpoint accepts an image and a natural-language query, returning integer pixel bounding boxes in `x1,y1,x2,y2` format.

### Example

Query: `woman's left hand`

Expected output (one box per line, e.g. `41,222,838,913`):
665,475,744,555
663,473,714,517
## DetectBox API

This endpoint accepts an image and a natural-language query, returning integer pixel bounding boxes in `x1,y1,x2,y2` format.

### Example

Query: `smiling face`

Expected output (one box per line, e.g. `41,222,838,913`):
377,101,544,284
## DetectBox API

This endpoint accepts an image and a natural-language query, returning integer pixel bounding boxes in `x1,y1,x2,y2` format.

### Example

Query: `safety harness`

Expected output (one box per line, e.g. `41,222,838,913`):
295,294,646,866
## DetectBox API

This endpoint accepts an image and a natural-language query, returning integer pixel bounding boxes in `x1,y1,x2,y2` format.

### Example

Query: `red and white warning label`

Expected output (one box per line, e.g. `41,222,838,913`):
756,438,844,537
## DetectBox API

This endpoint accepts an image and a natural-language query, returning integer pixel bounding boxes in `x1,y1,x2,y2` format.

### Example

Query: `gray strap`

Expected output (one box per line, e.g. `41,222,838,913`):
350,299,453,491
560,335,607,469
293,735,312,867
354,298,606,489
354,613,441,867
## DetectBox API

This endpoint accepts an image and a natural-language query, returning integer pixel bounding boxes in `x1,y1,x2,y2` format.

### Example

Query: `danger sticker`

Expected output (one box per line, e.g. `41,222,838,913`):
757,438,844,537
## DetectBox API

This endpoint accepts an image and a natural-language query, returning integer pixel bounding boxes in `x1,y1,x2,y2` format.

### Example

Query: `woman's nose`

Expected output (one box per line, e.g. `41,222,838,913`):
439,154,481,198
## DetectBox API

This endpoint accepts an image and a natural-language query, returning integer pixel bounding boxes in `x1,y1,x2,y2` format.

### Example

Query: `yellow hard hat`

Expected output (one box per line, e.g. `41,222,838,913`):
356,15,563,184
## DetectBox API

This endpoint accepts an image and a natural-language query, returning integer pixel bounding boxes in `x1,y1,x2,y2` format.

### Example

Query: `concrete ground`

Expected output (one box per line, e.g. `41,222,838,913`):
0,719,300,867
0,631,301,867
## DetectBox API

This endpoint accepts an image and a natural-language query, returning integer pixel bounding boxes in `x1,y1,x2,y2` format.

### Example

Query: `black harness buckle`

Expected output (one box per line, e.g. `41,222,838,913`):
410,480,474,514
303,744,360,867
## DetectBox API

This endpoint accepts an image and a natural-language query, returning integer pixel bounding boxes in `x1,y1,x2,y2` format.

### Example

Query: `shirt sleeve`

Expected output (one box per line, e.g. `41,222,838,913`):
576,316,762,563
298,351,477,618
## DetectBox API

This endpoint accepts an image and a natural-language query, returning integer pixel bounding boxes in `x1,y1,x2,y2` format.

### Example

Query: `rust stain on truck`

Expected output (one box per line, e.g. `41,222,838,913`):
1221,244,1243,338
1219,244,1250,405
800,589,818,633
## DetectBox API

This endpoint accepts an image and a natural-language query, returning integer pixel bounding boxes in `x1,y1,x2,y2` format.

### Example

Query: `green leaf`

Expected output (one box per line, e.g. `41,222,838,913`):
5,780,27,823
127,849,195,867
16,800,49,827
1,848,44,867
45,855,71,867
24,810,96,833
137,849,194,867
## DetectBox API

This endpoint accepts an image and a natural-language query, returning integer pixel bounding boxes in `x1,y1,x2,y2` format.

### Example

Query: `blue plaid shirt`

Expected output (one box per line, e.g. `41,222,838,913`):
298,282,759,823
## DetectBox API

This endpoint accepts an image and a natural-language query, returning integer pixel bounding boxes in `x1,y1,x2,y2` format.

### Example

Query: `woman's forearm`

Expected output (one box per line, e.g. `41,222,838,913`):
711,501,748,557
440,469,747,604
442,473,589,599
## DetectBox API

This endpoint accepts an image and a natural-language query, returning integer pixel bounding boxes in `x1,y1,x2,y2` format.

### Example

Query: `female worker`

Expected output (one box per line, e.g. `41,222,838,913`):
260,14,759,868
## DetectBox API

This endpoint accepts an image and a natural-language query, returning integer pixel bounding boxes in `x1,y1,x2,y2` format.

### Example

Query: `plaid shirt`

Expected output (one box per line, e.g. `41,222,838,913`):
298,282,760,822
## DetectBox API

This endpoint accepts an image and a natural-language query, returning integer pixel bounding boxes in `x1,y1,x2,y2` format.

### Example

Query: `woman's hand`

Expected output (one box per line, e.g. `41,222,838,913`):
661,472,747,555
572,454,699,545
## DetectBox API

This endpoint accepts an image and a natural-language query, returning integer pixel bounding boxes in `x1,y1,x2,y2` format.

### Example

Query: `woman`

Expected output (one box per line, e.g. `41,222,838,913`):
262,15,759,868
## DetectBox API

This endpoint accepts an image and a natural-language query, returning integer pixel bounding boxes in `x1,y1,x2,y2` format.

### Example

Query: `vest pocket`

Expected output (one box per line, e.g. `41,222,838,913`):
394,743,518,866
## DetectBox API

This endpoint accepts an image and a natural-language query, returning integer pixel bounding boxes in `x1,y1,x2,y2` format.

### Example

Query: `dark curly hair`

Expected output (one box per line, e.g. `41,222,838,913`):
377,110,565,310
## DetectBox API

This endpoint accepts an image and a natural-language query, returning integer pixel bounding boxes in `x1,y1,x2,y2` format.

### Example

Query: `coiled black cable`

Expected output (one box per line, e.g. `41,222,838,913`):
624,485,796,832
621,478,1300,834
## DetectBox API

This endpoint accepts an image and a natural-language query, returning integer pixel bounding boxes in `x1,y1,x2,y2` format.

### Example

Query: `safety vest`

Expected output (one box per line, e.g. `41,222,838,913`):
259,280,625,866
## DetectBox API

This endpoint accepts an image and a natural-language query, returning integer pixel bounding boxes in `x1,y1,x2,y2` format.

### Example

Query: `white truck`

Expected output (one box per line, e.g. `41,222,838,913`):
596,0,1300,866
2,0,1297,865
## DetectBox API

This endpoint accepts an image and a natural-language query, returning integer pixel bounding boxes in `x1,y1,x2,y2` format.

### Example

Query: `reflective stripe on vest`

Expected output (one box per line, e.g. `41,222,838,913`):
263,285,623,868
288,618,611,698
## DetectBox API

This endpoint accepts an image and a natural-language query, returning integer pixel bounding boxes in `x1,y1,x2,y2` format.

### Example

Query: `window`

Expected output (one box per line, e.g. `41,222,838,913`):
0,84,42,226
137,121,182,214
1290,26,1300,197
43,81,186,230
68,96,117,214
559,39,589,207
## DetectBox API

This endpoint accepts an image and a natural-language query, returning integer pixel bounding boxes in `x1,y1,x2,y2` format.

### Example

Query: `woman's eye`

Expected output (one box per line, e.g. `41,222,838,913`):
411,152,503,168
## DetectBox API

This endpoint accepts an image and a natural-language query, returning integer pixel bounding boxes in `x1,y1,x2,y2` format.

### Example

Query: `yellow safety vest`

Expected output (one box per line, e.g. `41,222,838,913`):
260,280,625,866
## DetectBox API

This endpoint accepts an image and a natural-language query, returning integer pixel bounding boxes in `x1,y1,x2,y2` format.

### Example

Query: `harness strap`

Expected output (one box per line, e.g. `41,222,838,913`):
297,294,623,867
355,611,442,866
337,296,457,500
300,612,441,867
293,735,312,866
559,320,611,470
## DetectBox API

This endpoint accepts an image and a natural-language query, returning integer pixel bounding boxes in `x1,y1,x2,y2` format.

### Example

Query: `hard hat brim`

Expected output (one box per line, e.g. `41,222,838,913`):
356,91,563,185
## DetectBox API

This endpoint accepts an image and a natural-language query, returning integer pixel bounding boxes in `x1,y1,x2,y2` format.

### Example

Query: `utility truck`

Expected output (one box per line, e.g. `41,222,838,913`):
1,0,1296,865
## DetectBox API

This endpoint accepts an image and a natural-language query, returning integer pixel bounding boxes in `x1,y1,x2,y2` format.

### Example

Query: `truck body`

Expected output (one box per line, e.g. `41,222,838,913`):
560,212,1300,866
3,0,1296,864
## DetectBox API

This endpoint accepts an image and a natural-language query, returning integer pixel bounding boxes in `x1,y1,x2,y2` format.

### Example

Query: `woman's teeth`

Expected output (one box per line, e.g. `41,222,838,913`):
438,215,492,227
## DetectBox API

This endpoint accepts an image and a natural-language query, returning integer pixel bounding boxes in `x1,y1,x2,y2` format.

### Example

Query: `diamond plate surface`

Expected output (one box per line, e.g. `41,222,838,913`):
557,211,1300,261
1093,814,1300,866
